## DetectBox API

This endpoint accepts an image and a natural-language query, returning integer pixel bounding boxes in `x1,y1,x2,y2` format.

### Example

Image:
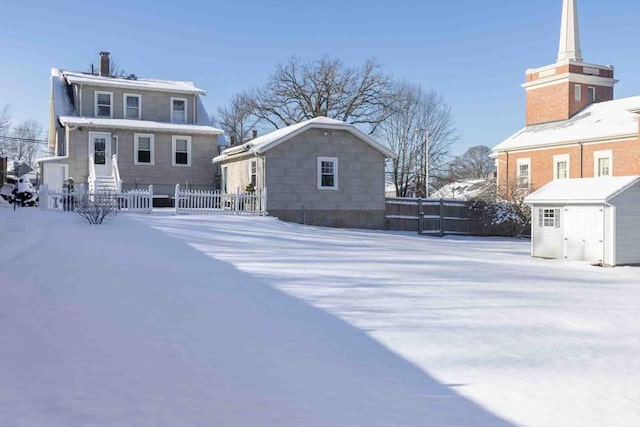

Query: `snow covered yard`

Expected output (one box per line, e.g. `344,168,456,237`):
1,207,638,426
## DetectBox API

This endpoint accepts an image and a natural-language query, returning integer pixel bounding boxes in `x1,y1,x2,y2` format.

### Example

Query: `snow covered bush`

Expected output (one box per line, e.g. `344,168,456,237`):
76,192,117,224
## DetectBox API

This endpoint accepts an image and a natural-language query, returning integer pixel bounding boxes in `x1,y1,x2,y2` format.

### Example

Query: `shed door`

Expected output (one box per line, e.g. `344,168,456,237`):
564,205,604,263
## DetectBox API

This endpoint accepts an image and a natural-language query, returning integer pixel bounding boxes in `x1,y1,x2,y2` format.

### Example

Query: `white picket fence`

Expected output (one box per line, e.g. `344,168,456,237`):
39,184,153,214
174,184,267,215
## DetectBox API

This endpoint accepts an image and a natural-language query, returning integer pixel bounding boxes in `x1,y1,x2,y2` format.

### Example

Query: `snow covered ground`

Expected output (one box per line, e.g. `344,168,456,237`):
1,206,638,426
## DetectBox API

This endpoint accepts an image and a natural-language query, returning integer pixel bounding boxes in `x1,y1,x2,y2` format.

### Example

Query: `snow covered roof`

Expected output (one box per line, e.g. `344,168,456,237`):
62,70,207,95
51,68,73,116
212,117,395,163
494,96,640,152
524,175,640,204
58,116,223,135
431,178,494,200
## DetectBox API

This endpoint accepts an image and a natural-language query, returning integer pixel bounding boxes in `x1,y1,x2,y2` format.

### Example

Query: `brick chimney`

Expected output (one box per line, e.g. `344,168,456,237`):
99,52,110,77
252,129,258,139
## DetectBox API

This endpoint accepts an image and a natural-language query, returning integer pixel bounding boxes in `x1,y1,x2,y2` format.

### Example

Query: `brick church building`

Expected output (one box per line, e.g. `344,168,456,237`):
492,0,640,193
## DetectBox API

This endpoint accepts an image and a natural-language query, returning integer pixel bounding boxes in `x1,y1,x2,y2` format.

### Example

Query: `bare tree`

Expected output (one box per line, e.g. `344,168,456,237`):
0,104,12,158
377,83,461,197
448,145,495,180
10,120,43,166
214,92,260,145
247,56,393,132
76,192,118,224
485,177,536,237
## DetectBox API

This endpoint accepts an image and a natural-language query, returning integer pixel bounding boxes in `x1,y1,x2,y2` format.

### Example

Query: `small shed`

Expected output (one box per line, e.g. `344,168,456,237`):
524,175,640,266
213,117,395,229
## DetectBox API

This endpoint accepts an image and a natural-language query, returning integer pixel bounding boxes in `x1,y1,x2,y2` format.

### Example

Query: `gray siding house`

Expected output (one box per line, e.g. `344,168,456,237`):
213,117,395,229
525,175,640,266
39,52,223,200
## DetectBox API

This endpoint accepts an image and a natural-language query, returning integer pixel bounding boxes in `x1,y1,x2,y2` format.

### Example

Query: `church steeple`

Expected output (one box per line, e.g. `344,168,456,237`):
521,0,616,125
557,0,582,62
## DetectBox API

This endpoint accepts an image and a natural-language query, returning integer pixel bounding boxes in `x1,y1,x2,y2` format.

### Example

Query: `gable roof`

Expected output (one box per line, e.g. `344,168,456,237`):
62,70,206,95
524,175,640,204
212,117,395,163
494,96,640,152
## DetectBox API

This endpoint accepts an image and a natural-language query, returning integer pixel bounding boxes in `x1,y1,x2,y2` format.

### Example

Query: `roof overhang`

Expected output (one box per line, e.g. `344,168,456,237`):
59,116,223,135
62,72,207,95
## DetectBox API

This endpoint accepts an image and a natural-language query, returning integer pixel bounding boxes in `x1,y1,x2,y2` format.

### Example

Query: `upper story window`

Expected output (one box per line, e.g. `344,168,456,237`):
172,135,191,166
124,94,141,120
574,84,581,102
134,133,154,165
588,87,596,103
317,157,338,190
594,150,612,177
516,158,530,187
95,91,113,118
171,97,187,123
553,154,570,180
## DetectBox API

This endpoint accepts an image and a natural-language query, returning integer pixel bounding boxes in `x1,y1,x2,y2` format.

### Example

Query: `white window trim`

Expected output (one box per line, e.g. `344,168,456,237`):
250,160,257,187
588,86,596,102
134,133,155,165
574,84,581,102
172,135,192,167
593,149,613,177
317,156,338,190
123,93,142,120
538,208,561,228
95,91,113,118
170,97,187,124
516,157,531,187
553,154,570,180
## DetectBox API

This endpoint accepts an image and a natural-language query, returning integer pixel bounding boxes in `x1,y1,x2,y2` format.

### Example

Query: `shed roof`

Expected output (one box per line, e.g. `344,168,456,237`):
212,117,395,163
524,175,640,204
493,96,640,152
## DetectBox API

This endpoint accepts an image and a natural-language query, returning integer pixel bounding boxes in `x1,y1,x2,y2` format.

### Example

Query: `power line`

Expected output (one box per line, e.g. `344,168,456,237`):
0,136,48,145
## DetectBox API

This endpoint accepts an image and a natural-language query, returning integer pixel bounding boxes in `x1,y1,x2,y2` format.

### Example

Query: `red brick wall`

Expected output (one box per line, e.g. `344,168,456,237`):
496,138,640,192
526,84,570,125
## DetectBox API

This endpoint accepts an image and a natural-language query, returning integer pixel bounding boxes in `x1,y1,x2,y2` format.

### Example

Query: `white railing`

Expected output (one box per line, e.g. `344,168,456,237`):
39,184,153,214
174,184,267,215
112,154,122,192
88,155,96,192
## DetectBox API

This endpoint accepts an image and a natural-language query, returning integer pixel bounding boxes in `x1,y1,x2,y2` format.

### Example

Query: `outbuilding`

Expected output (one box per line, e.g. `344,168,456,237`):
212,117,395,229
524,175,640,266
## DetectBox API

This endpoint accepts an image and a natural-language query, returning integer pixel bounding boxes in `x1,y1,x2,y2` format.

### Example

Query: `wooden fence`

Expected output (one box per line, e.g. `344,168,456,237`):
174,184,267,215
385,197,530,237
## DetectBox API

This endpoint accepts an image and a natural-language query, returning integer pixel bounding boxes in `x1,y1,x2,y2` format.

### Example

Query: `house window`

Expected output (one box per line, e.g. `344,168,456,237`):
588,87,596,102
124,94,141,119
553,154,569,180
594,150,612,177
538,208,561,228
250,160,257,187
317,157,338,190
172,135,191,166
516,158,530,187
574,84,581,102
171,97,187,123
134,133,154,165
95,91,113,118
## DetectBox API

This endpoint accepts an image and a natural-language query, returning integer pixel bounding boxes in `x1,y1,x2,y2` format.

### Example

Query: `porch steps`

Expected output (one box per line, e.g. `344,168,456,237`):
94,175,118,193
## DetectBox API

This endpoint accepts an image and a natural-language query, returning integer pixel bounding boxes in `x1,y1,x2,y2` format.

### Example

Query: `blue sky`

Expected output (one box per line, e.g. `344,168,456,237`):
0,0,638,155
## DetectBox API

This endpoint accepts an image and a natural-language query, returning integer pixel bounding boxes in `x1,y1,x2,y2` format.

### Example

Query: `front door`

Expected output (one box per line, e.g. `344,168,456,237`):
89,132,111,176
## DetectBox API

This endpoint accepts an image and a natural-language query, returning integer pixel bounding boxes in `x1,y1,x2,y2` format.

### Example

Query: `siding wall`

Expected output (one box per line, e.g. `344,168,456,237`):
77,84,197,123
531,204,565,259
611,182,640,265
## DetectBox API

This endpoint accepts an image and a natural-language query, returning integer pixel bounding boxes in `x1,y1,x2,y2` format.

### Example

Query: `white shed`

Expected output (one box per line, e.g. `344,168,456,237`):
524,176,640,266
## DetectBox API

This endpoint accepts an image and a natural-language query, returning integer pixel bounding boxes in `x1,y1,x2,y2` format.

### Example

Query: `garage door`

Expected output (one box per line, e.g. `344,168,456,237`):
564,205,604,263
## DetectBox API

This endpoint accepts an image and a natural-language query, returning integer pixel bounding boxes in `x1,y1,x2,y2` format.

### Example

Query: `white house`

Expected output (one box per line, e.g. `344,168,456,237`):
525,175,640,266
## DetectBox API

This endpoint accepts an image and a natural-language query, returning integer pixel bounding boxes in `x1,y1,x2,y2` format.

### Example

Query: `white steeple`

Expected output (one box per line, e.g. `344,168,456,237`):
557,0,582,62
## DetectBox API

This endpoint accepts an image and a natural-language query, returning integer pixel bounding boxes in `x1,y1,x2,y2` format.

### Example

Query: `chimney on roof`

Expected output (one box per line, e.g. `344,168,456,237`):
251,129,258,139
99,51,110,77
